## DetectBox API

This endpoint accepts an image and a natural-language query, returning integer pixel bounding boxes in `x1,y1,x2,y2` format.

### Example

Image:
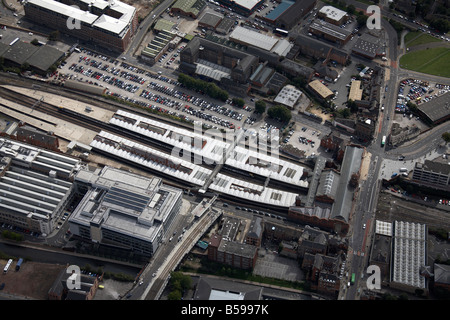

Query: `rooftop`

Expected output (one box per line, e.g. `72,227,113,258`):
415,159,450,175
308,79,334,99
233,0,261,11
330,145,363,222
318,5,348,22
417,92,450,123
70,166,182,243
352,33,383,58
172,0,206,16
24,45,65,72
349,80,363,101
392,220,426,289
309,20,352,41
229,26,279,51
274,84,302,108
25,0,136,35
265,0,294,21
3,41,38,65
198,12,223,27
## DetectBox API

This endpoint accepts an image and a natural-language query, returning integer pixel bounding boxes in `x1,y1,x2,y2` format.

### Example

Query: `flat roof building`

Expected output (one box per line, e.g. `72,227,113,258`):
274,84,302,108
0,138,80,235
412,159,450,190
317,5,348,25
179,36,259,84
262,0,316,29
198,12,223,30
24,0,138,52
309,20,352,45
352,33,383,59
69,166,182,257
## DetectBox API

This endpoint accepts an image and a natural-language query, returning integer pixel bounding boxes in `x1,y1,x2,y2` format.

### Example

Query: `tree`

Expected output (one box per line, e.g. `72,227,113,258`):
31,38,39,46
48,30,59,41
254,100,266,114
429,18,450,34
442,132,450,143
267,105,291,123
20,62,30,72
347,4,356,15
170,271,192,291
407,101,418,113
232,97,245,108
356,14,368,27
168,290,182,300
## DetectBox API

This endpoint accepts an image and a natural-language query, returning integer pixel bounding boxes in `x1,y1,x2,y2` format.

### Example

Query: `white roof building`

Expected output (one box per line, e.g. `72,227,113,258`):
230,26,279,51
392,220,427,289
25,0,135,36
318,5,348,24
274,84,302,108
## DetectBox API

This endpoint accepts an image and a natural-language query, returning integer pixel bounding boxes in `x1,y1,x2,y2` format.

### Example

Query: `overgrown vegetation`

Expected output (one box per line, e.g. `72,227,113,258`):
267,105,292,123
179,257,308,292
167,271,192,300
178,73,228,102
1,230,24,242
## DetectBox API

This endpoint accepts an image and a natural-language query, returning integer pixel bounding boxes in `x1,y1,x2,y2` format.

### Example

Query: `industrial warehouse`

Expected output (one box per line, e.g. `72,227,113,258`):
0,138,81,235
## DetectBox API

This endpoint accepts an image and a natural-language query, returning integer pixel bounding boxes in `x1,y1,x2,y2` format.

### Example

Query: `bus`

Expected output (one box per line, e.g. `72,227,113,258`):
15,258,23,271
273,28,288,37
381,135,386,147
9,37,19,46
351,273,356,285
3,259,13,274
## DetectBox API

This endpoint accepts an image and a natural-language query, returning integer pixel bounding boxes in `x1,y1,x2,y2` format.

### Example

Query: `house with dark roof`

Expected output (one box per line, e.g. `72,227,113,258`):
416,93,450,125
2,41,38,68
301,252,341,295
434,263,450,291
25,45,65,75
171,0,206,18
48,267,101,300
319,132,346,162
245,216,263,247
198,12,223,30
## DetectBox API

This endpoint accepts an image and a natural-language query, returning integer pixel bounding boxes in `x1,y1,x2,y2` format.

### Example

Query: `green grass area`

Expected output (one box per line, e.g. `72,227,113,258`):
404,31,443,47
400,47,450,77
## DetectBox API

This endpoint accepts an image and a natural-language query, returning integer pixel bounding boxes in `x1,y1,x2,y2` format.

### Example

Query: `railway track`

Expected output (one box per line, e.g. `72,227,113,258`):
144,210,218,300
0,85,308,212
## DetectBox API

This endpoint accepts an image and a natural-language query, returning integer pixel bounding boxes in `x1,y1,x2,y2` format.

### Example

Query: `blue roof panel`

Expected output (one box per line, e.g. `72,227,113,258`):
265,0,294,21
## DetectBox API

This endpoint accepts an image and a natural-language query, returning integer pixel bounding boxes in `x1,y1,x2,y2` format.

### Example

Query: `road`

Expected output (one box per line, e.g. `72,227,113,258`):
340,0,449,300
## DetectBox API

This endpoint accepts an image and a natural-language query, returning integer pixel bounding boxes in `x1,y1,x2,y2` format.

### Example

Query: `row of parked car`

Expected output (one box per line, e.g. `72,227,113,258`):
145,81,246,125
235,206,285,220
1,223,40,237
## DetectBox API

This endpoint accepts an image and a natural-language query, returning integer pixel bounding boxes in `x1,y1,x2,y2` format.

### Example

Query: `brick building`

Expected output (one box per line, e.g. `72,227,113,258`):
320,132,346,162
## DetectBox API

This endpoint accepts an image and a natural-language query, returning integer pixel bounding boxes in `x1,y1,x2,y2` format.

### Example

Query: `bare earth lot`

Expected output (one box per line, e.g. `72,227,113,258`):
0,260,66,300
